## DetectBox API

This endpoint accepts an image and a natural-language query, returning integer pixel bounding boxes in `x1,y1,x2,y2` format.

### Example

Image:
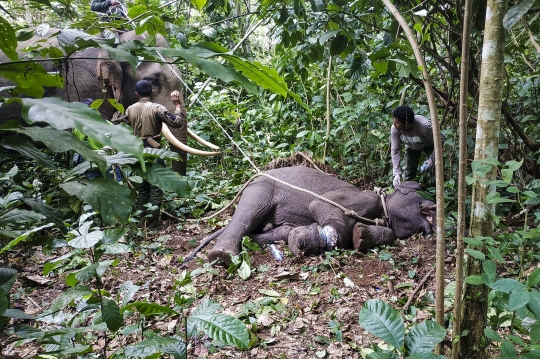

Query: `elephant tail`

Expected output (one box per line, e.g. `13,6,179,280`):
181,226,227,265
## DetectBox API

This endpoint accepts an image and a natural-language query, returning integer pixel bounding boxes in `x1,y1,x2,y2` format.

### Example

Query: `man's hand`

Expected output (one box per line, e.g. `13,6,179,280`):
420,154,434,173
393,175,401,187
171,90,181,111
110,0,120,5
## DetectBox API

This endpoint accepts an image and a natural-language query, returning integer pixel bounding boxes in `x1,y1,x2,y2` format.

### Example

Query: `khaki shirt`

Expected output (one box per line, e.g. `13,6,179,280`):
124,99,185,141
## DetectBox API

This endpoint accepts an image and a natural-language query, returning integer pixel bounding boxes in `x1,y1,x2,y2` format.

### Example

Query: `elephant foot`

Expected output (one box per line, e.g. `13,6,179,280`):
207,237,241,266
207,247,237,266
352,224,395,251
288,223,324,257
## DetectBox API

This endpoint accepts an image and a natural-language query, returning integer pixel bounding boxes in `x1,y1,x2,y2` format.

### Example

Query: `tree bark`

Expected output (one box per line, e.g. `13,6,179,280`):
460,1,508,358
451,0,473,357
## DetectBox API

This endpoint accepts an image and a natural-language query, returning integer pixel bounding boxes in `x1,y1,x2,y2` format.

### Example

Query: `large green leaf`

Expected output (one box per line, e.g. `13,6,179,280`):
0,268,17,295
404,320,446,355
102,298,122,332
359,299,404,350
23,198,67,233
0,208,45,225
121,301,177,316
490,278,526,293
60,178,134,225
47,285,93,313
0,17,18,62
187,313,249,349
15,126,108,174
503,0,535,30
0,63,63,98
125,338,186,358
187,298,221,335
0,223,53,253
70,230,103,249
132,163,191,197
145,46,257,94
20,98,144,166
0,288,8,317
0,135,56,169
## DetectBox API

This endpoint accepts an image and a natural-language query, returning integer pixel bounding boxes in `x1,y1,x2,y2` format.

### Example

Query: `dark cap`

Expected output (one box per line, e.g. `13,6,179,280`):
135,80,153,96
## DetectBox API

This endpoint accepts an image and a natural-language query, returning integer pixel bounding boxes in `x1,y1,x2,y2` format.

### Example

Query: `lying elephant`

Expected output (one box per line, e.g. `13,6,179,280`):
204,166,436,265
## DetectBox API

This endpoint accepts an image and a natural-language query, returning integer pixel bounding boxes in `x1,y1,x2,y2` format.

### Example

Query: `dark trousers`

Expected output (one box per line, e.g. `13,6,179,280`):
404,144,434,181
137,143,164,225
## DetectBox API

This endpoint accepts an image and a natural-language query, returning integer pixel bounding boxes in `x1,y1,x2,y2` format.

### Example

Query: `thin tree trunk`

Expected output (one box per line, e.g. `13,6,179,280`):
323,55,332,161
380,3,446,353
460,1,508,358
451,0,473,357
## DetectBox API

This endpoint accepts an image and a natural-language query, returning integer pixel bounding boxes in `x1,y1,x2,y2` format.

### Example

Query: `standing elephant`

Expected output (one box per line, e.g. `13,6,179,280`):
0,28,218,174
206,166,436,265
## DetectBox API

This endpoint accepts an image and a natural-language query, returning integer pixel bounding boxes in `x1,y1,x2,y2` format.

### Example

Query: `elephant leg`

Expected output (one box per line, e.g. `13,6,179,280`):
288,223,325,257
250,224,295,245
207,182,275,266
352,224,395,251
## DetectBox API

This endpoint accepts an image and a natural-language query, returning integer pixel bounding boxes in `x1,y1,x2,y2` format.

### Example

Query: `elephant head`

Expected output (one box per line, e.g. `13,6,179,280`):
386,181,436,239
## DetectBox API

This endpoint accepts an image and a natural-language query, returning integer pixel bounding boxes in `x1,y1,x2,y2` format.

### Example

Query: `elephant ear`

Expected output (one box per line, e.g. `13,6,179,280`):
97,50,123,101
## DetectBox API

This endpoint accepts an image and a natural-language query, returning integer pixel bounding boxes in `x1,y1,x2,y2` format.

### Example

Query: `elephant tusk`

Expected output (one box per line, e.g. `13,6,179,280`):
187,128,220,150
162,123,220,156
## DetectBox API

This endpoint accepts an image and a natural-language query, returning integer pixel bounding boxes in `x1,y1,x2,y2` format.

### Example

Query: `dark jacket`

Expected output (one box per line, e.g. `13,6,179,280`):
91,0,126,17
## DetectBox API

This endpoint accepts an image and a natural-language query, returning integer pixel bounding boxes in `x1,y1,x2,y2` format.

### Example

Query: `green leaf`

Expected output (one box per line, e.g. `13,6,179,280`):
484,328,501,342
132,163,191,197
0,63,63,98
0,135,56,169
527,268,540,288
531,322,540,344
319,30,340,44
509,289,530,310
237,260,251,280
330,34,348,56
0,208,45,225
482,260,496,285
491,278,526,293
125,338,186,358
47,285,93,313
464,275,486,285
143,148,181,161
404,320,446,355
223,55,288,97
75,263,98,283
0,267,17,299
60,178,134,226
359,299,404,350
465,248,485,260
20,98,144,166
190,0,207,10
503,0,535,30
0,16,19,61
121,302,177,316
501,169,513,184
23,198,67,233
101,243,132,254
187,313,249,349
15,127,108,174
0,223,53,253
102,298,122,332
69,230,103,249
0,288,7,317
2,308,36,319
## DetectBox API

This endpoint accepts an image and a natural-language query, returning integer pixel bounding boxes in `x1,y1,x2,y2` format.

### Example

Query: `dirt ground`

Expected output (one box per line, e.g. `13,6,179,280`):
1,212,453,358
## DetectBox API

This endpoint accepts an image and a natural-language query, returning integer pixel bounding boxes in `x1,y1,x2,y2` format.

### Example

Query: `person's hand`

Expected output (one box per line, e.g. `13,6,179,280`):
393,175,401,187
110,0,120,5
420,155,434,172
171,90,181,105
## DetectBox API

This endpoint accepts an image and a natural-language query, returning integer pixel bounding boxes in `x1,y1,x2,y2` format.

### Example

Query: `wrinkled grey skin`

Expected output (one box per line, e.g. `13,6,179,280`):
208,166,436,265
387,181,436,239
0,28,187,174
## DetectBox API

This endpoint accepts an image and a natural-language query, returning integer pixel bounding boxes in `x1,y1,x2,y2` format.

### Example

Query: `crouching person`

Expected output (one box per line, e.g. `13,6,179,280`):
115,80,185,227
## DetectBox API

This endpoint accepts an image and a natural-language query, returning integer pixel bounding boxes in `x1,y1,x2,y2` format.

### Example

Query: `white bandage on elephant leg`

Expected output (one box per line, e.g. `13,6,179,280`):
318,225,339,249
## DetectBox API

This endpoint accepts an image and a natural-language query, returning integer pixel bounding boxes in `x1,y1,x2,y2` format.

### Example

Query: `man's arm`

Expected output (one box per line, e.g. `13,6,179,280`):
155,90,185,128
390,126,402,176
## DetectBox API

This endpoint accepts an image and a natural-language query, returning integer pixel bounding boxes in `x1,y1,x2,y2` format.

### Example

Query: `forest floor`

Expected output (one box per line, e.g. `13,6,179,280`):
1,209,455,358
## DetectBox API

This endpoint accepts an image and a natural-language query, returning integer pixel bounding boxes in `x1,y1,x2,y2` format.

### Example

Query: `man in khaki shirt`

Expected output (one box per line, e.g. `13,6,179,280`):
123,80,185,226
